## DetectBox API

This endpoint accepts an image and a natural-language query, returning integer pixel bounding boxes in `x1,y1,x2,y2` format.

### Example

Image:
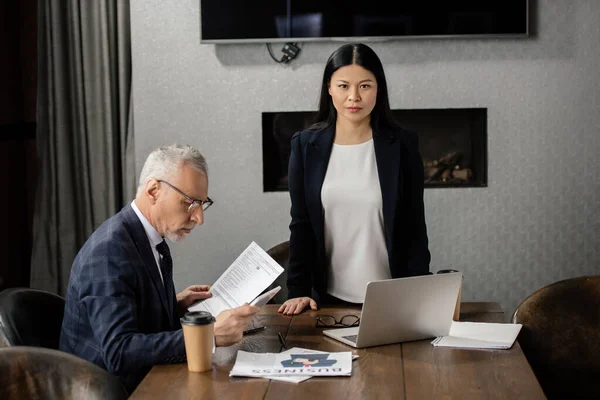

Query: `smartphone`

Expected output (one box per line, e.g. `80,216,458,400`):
250,286,281,308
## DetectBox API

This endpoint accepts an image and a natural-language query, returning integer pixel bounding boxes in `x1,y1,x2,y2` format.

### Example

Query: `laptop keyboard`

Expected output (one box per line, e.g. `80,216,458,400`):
342,335,358,343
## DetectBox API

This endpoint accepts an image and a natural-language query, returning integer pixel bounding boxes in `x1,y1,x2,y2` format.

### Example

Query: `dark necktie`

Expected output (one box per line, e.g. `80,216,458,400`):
156,240,175,318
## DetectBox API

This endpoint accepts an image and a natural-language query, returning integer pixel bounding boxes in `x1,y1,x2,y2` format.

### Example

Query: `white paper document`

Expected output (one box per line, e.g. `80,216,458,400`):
432,321,522,349
230,350,353,378
260,347,359,383
188,242,284,316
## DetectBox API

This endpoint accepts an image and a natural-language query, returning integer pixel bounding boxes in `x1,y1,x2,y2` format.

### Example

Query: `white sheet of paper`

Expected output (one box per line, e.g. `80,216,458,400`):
188,242,283,316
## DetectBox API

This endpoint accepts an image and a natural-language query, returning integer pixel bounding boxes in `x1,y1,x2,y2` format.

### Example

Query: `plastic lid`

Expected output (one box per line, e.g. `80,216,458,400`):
180,311,215,326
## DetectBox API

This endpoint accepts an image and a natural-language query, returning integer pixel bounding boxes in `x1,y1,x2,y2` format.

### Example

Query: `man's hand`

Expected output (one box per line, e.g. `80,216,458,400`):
278,297,318,315
214,303,259,347
176,285,212,309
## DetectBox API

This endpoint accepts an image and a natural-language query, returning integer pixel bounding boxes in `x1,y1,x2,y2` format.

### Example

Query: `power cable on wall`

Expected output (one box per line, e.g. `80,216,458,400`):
266,42,301,64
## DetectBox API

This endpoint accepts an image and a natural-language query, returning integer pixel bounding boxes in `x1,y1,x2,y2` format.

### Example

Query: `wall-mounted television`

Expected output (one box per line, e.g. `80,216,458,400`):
200,1,529,44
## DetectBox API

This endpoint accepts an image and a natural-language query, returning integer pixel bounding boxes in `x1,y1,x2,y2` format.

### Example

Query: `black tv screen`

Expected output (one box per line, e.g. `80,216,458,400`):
200,1,529,44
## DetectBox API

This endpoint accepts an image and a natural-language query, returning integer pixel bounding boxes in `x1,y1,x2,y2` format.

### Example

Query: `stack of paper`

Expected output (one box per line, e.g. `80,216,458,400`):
431,321,522,349
230,349,353,381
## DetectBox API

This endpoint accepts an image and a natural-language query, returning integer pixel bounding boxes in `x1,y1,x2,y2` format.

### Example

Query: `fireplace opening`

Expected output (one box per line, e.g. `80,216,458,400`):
262,108,487,192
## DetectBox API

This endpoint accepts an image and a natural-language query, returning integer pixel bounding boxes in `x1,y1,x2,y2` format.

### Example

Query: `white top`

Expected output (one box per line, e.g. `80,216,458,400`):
321,139,391,303
131,200,165,285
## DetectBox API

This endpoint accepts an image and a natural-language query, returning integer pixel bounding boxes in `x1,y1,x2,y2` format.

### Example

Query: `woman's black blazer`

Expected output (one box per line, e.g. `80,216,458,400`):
286,126,431,301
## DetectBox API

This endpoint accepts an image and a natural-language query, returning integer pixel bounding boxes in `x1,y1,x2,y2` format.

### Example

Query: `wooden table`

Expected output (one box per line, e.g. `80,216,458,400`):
130,303,545,399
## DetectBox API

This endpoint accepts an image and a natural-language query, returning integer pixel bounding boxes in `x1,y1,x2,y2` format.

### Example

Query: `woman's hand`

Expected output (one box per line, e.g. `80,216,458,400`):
278,297,318,315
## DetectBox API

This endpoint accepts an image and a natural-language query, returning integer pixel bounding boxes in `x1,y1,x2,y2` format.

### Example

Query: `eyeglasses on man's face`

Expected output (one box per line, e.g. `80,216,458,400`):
315,314,360,328
157,179,213,212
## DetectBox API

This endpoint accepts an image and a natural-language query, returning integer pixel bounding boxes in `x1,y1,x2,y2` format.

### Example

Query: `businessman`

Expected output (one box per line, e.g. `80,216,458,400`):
60,144,258,393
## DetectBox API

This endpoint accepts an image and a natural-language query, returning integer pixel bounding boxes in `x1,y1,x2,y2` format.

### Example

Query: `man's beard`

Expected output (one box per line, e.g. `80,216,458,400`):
165,232,185,242
165,225,195,242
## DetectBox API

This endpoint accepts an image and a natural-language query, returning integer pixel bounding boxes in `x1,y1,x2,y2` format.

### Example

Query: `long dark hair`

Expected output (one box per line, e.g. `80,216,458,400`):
309,43,400,136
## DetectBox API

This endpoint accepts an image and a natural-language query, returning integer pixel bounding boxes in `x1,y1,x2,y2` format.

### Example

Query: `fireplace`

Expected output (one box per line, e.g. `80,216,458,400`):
262,108,487,192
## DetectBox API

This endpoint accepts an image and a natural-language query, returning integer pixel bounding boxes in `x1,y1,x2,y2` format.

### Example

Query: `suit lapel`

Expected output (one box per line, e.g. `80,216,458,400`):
305,127,335,251
373,133,401,247
122,204,172,322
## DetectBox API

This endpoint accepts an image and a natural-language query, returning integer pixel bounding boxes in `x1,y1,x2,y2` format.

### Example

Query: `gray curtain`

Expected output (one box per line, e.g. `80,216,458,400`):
30,0,135,295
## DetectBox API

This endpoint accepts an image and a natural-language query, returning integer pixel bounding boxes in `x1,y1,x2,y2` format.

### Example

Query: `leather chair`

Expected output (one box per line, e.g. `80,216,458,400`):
511,275,600,399
265,240,289,304
0,346,128,400
0,287,65,349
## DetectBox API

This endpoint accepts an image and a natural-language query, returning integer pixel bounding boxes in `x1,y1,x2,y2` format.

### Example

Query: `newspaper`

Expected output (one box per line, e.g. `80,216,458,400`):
230,349,353,378
260,347,359,383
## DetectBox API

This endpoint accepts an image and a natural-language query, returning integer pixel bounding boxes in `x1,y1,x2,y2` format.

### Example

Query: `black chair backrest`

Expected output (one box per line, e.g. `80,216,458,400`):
0,287,65,349
266,240,289,304
512,275,600,399
0,346,128,400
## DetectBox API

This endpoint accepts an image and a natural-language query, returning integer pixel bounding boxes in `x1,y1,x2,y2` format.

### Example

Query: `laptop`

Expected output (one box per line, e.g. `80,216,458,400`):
323,272,462,348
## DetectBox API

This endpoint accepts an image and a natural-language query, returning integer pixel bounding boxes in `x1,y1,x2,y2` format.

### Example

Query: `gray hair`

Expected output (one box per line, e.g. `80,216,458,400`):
136,144,208,197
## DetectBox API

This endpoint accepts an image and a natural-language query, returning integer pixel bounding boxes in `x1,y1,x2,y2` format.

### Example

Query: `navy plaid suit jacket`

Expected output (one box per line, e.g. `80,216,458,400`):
60,203,186,394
